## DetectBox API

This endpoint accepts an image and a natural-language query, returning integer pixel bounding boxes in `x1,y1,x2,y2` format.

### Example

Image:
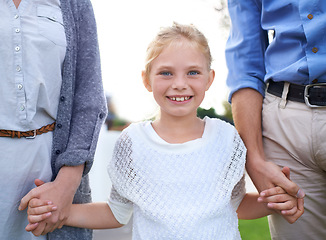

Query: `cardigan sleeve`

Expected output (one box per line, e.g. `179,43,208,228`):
53,0,107,177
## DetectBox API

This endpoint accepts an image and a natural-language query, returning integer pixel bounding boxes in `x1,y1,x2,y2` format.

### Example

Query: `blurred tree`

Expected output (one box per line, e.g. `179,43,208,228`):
197,100,233,124
222,100,233,121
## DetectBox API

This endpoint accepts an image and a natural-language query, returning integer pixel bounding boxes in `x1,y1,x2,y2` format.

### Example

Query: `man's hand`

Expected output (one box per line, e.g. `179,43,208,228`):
258,166,304,223
231,89,304,224
247,159,305,198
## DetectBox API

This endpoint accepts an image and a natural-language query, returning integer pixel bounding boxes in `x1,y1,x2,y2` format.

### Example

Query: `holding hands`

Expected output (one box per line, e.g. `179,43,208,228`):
257,166,304,223
24,166,304,236
19,165,84,236
19,179,73,236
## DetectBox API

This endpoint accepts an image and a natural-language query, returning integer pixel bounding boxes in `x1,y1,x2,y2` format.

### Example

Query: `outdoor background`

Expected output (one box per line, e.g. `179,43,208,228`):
89,0,271,239
91,0,230,122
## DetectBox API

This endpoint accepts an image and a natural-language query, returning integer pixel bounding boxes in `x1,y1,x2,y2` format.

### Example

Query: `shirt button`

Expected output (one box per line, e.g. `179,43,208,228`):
15,28,20,33
16,65,21,72
15,46,20,52
312,47,318,53
17,84,23,90
312,79,318,84
20,104,25,111
14,14,19,19
307,14,313,20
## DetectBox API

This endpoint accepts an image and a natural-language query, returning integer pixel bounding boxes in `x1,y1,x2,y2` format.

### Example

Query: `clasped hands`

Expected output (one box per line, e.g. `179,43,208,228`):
21,167,304,236
18,179,74,236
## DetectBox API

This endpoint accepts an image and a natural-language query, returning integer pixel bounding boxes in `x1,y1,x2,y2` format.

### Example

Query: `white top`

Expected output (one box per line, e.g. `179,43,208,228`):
0,0,65,239
107,117,246,240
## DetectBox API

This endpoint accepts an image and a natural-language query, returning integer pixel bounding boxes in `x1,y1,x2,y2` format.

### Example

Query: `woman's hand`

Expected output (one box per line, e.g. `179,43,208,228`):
19,165,84,236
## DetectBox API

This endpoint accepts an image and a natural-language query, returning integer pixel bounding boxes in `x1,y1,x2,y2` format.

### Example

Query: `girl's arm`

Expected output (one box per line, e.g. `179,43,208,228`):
237,192,271,219
26,199,123,231
66,202,123,229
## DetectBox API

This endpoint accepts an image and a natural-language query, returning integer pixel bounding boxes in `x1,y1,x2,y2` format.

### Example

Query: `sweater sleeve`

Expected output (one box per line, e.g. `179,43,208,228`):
107,187,133,225
231,175,246,210
54,0,107,176
107,129,135,224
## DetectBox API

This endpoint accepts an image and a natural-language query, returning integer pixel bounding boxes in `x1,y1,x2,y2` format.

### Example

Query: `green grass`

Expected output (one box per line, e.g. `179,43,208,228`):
239,217,271,240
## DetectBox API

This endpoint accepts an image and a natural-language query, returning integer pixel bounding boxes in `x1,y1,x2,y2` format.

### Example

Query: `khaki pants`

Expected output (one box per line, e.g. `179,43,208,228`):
262,91,326,240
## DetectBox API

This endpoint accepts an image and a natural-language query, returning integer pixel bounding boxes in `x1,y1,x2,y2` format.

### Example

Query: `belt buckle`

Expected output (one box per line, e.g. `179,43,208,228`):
304,83,326,108
25,130,36,139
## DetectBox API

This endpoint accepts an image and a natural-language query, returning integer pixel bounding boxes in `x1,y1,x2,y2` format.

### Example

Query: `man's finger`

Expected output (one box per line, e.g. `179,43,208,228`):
276,173,304,198
281,166,305,199
296,189,305,198
298,198,304,211
281,166,291,179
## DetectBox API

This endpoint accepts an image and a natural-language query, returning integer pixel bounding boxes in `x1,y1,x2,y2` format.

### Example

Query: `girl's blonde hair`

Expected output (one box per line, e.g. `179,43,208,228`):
144,22,212,78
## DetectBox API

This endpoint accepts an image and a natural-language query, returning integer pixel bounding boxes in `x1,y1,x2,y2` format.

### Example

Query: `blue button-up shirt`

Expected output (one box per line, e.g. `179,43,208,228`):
225,0,326,99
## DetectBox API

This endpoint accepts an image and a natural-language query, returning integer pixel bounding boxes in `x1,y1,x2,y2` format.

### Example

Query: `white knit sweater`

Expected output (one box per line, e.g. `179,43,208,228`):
107,117,246,240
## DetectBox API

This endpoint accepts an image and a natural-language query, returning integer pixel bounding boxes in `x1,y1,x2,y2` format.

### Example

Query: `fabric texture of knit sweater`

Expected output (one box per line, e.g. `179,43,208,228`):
108,117,246,240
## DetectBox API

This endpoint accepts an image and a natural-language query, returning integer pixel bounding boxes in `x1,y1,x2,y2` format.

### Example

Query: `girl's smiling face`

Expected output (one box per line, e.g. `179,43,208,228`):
143,39,215,120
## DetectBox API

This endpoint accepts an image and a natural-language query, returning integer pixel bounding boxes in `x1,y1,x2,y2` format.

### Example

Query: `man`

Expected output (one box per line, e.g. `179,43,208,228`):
225,0,325,239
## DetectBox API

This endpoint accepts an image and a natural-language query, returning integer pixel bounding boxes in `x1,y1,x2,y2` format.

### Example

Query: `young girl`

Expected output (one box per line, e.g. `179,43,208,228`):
26,23,303,239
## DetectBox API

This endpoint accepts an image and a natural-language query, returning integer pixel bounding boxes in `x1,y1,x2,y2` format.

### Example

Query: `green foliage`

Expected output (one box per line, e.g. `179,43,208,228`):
222,100,233,121
197,101,233,124
112,118,128,127
239,217,271,240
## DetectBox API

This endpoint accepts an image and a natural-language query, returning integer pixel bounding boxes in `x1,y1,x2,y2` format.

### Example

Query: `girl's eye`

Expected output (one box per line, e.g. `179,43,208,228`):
160,71,172,76
188,71,199,76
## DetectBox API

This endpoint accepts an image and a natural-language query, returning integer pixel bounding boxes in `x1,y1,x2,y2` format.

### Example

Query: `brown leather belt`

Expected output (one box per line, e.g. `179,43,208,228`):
0,122,56,139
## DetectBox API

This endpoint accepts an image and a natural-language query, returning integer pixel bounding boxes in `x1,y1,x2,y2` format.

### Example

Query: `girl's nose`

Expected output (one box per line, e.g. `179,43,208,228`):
172,76,187,90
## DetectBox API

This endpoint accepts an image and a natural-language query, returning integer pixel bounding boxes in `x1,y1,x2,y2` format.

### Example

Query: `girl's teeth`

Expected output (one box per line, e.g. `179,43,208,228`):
170,97,190,102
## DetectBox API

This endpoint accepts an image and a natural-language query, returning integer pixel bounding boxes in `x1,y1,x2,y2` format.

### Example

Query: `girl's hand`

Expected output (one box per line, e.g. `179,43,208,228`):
257,167,304,223
258,186,298,215
25,198,57,232
258,186,304,224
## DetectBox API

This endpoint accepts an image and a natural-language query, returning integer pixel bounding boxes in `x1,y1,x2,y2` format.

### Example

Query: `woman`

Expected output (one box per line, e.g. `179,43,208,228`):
0,0,107,239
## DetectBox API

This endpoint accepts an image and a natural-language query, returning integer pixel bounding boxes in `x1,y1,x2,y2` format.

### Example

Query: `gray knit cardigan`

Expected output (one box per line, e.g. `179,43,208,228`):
48,0,107,239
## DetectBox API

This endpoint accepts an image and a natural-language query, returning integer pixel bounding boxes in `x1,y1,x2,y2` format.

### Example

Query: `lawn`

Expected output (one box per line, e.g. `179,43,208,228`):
239,217,271,240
